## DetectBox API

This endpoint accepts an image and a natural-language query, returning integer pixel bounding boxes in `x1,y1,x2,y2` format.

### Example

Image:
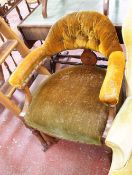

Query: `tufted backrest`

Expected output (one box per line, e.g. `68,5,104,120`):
44,11,121,57
9,11,125,105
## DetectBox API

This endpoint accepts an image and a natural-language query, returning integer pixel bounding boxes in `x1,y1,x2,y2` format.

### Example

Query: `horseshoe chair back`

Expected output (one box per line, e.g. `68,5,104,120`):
2,11,125,146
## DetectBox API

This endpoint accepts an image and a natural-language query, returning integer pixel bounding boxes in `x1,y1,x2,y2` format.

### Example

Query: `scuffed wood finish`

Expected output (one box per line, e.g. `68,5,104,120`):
0,18,50,118
24,86,32,104
0,17,30,115
42,0,47,18
0,16,30,81
37,65,51,75
0,79,21,117
0,91,21,116
0,40,18,64
0,81,16,98
0,17,30,57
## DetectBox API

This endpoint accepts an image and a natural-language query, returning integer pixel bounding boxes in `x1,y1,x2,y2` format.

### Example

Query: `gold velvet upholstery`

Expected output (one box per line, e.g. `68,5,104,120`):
25,66,108,144
9,11,125,105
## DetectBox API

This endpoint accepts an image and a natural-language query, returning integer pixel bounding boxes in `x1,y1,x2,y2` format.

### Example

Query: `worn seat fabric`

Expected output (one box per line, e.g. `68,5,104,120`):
25,65,108,145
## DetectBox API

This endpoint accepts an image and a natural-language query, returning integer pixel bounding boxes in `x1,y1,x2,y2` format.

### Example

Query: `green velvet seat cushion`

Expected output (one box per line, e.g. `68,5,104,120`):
25,65,108,145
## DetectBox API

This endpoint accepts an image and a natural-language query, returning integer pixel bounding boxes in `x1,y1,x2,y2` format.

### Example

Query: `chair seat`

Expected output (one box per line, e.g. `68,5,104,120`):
25,65,108,145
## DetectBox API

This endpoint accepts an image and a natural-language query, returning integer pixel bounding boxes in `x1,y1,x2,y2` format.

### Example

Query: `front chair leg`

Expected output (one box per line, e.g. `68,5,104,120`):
31,130,50,151
31,129,59,151
40,132,59,146
19,117,58,151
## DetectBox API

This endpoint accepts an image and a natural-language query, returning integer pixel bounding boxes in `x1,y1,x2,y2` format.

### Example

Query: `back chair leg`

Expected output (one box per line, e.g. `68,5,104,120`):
15,6,23,20
4,61,12,75
42,0,48,18
50,58,56,73
10,53,17,66
25,0,32,13
40,132,59,146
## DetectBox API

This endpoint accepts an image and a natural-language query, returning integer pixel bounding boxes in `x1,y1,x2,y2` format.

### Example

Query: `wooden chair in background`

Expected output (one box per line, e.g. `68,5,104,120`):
0,16,30,114
0,0,40,24
0,16,50,115
0,0,30,24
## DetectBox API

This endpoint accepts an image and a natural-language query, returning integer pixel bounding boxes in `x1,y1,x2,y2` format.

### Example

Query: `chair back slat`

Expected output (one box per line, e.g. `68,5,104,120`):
0,40,18,64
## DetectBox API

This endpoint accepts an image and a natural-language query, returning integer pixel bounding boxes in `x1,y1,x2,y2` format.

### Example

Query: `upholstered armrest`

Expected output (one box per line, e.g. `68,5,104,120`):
99,51,125,105
9,46,48,89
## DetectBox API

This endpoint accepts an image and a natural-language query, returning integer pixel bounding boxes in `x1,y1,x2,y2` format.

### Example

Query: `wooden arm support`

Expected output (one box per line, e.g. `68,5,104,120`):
99,51,125,105
9,45,50,88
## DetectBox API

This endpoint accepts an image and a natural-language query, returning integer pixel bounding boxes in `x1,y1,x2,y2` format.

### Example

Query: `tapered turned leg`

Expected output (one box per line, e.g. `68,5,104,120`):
40,132,59,146
20,116,59,151
32,130,59,151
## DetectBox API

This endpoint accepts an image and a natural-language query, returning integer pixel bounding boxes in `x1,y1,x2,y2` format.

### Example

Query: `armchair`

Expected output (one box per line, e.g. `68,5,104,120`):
6,11,125,152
